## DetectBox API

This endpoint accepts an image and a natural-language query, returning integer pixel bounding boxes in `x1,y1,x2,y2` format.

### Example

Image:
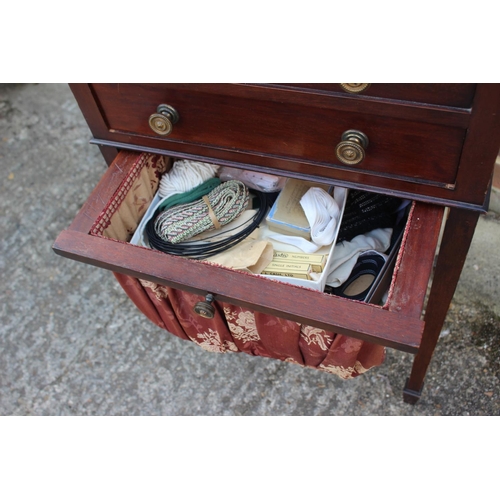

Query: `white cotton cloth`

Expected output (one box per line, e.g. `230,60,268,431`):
268,186,346,253
303,187,341,245
325,227,392,287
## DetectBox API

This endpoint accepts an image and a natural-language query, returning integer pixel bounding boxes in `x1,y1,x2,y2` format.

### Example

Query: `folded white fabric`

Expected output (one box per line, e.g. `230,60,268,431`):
325,227,392,287
303,187,341,245
268,186,346,252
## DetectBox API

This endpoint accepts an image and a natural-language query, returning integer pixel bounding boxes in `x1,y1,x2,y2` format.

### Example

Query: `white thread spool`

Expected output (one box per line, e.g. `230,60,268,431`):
158,160,220,199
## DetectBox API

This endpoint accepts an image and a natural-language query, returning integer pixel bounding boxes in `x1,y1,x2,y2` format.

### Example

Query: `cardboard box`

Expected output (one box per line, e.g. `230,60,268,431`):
261,261,313,280
271,251,328,273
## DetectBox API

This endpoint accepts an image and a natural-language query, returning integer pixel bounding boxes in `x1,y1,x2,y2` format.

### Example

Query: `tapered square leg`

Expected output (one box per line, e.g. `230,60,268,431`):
403,207,480,403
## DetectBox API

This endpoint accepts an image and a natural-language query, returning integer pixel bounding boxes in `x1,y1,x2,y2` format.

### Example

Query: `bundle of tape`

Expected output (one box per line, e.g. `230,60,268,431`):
145,157,271,259
154,180,249,244
146,189,268,258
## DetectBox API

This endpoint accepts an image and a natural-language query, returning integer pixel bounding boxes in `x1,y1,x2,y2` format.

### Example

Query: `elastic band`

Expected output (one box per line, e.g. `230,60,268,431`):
202,195,221,229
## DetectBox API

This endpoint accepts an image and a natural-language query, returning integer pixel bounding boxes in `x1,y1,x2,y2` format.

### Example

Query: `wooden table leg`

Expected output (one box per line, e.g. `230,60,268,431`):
403,207,480,404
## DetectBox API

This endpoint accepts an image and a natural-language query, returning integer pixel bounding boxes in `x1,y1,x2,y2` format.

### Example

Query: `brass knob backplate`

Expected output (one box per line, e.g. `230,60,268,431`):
339,83,371,94
335,130,369,166
149,104,179,136
193,293,215,319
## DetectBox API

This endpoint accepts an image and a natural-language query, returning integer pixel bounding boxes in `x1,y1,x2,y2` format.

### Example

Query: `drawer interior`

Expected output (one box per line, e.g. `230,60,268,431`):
53,151,445,353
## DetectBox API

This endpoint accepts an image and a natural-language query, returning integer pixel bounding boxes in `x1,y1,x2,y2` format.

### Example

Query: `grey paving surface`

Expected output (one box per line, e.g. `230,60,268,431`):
1,83,499,415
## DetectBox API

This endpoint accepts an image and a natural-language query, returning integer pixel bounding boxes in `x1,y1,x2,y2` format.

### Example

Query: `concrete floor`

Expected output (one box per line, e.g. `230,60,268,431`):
1,83,499,415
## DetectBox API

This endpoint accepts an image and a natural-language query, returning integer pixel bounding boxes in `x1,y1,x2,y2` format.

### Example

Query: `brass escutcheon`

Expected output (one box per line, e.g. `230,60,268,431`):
335,130,369,166
148,104,179,136
339,83,371,94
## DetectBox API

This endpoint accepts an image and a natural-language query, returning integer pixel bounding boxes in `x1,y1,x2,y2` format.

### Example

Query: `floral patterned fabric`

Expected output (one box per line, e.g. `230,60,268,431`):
95,153,386,379
113,273,385,379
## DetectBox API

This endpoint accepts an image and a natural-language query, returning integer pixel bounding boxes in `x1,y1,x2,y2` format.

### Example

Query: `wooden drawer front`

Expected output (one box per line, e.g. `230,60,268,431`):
270,83,477,108
53,151,445,354
90,84,465,187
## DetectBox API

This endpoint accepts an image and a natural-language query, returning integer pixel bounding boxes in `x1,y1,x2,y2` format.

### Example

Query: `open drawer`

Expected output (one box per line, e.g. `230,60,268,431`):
53,150,445,355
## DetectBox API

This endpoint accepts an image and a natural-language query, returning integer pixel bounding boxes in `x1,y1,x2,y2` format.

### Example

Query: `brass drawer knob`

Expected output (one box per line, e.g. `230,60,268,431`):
193,293,215,319
148,104,179,136
335,130,369,166
339,83,371,94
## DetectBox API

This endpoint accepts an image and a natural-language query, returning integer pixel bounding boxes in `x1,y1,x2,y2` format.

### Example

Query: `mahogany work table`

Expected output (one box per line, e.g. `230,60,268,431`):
53,83,500,403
